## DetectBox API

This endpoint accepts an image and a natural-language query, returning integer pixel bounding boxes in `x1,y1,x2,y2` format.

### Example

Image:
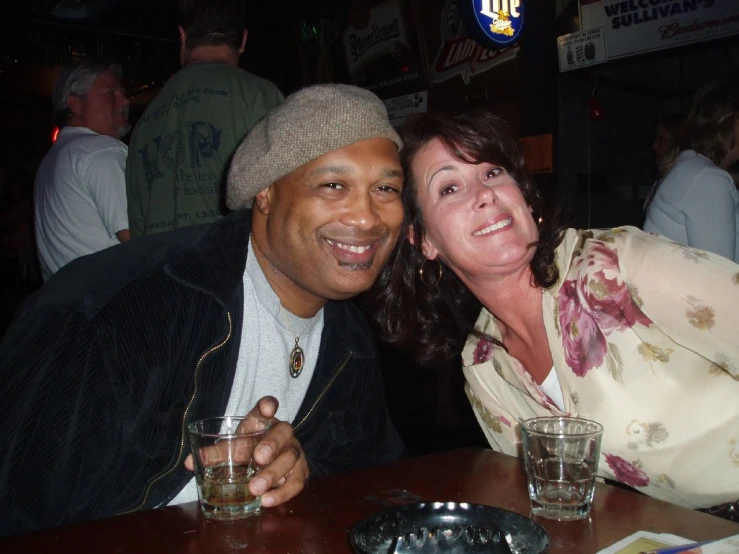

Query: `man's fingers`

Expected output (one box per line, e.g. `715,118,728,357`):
185,435,264,472
235,413,272,434
244,395,278,421
249,443,308,507
249,442,303,495
233,396,277,436
257,396,279,418
251,420,294,466
260,470,306,508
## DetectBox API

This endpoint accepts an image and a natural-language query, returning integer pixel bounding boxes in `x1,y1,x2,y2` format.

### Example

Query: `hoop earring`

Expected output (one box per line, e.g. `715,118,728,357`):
419,258,442,288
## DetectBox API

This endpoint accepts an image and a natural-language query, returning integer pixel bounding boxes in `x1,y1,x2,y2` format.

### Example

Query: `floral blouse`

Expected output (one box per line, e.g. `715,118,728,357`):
462,227,739,509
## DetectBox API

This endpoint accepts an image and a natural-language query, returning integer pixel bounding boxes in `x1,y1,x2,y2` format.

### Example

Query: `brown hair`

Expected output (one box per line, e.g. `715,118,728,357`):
659,80,739,178
364,110,568,368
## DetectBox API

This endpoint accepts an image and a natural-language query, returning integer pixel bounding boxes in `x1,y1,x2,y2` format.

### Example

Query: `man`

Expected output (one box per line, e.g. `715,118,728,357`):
126,0,284,237
0,84,405,536
34,59,131,281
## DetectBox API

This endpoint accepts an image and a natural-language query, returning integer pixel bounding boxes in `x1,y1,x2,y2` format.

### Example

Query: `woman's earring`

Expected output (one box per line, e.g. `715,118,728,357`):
419,258,443,288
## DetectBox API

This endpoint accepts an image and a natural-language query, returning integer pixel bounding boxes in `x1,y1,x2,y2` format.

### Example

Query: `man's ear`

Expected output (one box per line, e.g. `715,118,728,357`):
239,30,248,53
407,224,417,245
178,26,188,65
66,95,82,118
252,186,272,215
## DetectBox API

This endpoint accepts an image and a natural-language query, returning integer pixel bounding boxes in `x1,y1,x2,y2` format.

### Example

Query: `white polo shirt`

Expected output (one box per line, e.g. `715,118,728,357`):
34,126,129,281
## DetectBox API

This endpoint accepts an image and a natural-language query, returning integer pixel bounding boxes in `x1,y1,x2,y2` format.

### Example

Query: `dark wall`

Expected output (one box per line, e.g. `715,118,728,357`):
556,40,739,230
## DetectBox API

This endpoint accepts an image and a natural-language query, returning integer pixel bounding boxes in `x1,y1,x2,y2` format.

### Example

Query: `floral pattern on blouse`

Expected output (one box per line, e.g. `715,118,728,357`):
462,227,739,509
604,454,650,487
685,296,715,330
727,439,739,467
473,338,494,365
558,240,652,377
625,420,669,449
468,392,505,434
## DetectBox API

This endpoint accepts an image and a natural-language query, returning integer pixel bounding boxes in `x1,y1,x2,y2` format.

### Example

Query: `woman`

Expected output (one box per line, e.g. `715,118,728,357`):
367,110,739,518
644,81,739,262
643,111,684,213
652,112,685,169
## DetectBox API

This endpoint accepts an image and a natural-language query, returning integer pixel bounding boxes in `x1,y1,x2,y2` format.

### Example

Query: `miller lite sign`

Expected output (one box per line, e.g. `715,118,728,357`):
464,0,524,47
429,0,520,85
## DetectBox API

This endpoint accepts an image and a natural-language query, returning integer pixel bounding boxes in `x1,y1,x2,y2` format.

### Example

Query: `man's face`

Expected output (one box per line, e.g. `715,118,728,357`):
251,137,404,315
69,70,130,139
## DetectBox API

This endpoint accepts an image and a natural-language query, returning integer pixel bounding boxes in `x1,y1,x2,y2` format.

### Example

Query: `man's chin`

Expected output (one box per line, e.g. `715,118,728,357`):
321,270,382,300
337,261,373,271
115,122,131,139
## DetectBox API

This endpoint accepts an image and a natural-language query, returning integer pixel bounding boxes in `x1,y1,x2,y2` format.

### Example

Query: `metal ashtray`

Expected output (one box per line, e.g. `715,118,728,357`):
349,502,549,554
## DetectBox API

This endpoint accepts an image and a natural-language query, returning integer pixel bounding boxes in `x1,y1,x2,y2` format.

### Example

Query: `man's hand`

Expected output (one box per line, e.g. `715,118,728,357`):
185,396,309,507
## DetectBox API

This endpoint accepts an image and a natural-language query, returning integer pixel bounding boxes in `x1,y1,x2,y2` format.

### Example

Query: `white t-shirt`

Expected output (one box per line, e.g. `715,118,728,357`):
34,126,129,281
539,367,565,412
168,238,324,506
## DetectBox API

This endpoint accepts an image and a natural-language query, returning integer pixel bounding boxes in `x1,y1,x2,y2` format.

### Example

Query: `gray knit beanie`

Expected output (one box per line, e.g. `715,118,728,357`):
226,84,402,210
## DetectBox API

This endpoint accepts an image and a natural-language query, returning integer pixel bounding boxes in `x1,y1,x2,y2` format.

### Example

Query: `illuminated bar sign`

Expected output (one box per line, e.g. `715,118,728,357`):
463,0,525,47
558,0,739,71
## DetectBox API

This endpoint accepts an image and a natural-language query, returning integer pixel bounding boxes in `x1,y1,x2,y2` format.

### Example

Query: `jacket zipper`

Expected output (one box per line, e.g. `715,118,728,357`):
293,350,352,432
117,312,233,515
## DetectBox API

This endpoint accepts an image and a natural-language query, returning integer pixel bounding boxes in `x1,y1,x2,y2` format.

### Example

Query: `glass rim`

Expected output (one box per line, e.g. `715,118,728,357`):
521,416,603,437
187,416,271,439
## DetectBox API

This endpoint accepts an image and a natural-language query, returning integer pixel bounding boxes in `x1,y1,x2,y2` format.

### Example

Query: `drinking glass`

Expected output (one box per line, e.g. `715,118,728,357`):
521,416,604,521
188,416,271,521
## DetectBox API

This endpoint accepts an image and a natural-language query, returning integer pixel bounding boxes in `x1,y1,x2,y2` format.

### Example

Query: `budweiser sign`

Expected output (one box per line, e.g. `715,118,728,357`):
576,0,739,62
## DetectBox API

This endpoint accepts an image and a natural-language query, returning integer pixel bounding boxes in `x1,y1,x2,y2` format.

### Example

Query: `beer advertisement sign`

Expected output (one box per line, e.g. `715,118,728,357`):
415,0,521,87
561,0,739,69
342,0,410,78
464,0,525,47
337,0,426,99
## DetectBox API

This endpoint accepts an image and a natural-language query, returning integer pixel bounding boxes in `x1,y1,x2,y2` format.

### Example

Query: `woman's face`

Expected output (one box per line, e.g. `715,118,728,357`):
411,138,538,281
720,118,739,169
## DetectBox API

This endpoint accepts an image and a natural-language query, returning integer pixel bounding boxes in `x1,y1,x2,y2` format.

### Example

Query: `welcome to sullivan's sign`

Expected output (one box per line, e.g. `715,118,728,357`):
577,0,739,62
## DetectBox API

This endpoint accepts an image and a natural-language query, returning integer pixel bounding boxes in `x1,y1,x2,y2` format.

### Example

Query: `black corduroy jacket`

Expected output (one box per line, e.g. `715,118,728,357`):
0,209,405,537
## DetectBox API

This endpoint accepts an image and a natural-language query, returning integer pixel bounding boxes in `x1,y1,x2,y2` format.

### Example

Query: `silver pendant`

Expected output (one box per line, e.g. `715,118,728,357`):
289,344,305,378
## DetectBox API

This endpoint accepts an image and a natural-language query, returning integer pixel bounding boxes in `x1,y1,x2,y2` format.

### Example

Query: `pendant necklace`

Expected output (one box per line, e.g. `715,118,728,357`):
279,305,305,378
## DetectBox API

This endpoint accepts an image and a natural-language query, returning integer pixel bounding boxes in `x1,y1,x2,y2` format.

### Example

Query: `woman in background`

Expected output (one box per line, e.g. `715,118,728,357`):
652,112,685,169
643,111,684,213
367,110,739,519
644,80,739,262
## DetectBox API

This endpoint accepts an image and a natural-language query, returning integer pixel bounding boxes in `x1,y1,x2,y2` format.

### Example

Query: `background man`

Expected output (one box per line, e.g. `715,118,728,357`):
0,84,405,536
34,59,131,281
126,0,284,237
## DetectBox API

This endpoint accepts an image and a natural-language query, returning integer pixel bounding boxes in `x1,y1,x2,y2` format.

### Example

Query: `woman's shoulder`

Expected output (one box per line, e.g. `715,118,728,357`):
571,225,716,260
555,227,641,277
571,225,738,285
556,226,716,285
663,150,734,191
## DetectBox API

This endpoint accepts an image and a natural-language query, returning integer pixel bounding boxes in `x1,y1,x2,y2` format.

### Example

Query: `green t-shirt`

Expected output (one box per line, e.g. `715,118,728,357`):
126,63,284,237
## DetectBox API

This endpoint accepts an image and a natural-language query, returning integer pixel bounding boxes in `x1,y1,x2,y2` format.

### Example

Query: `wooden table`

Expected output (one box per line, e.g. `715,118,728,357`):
2,447,737,553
